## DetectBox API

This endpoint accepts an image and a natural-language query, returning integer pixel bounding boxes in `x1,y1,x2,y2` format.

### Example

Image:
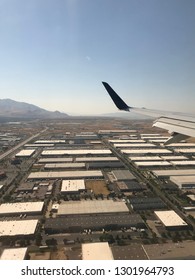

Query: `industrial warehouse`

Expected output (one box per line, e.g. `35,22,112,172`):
28,170,104,180
0,220,39,238
0,202,44,216
0,117,195,261
56,200,129,216
82,242,114,260
154,210,188,230
45,213,145,234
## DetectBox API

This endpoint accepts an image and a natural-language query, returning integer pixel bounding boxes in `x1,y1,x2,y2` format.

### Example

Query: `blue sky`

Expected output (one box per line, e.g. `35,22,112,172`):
0,0,195,115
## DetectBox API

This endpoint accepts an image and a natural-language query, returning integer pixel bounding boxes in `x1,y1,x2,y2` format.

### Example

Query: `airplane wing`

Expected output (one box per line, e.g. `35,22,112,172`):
102,82,195,144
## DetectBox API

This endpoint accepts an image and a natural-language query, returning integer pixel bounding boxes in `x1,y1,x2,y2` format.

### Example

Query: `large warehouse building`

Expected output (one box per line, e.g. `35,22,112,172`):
121,149,172,155
113,143,155,148
41,149,112,156
0,248,28,260
28,170,103,180
0,220,39,237
109,170,136,181
75,157,119,162
45,213,145,233
152,169,195,179
82,242,114,260
44,163,86,170
15,149,35,158
61,180,86,194
134,161,171,168
170,176,195,189
38,158,73,163
57,200,129,216
154,210,188,230
0,202,44,216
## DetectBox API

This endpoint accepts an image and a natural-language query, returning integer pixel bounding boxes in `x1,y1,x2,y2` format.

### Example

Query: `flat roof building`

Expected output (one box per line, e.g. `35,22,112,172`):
135,161,171,167
174,148,195,154
116,181,145,192
154,210,188,229
44,163,86,170
15,149,35,157
0,220,38,237
170,176,195,189
160,155,188,160
114,143,155,148
141,136,169,140
25,144,54,147
28,170,103,180
152,169,195,179
167,143,195,147
98,130,137,134
61,180,85,193
0,202,44,216
129,156,162,161
82,243,114,260
41,149,112,156
45,214,145,233
121,149,172,155
109,140,145,143
110,170,136,181
0,248,28,260
38,158,73,163
75,157,119,162
57,200,129,216
35,140,66,144
170,161,195,166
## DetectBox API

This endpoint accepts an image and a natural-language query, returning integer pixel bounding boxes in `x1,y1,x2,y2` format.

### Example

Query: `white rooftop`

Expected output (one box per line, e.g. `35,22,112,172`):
0,202,44,215
41,149,112,156
121,149,172,154
15,149,35,157
129,156,162,161
114,143,155,147
170,161,195,166
35,140,66,143
154,210,188,227
152,169,195,178
44,163,85,169
174,148,195,153
75,157,119,162
167,143,195,147
82,242,114,260
61,180,85,192
28,170,103,180
170,175,195,185
161,155,188,160
0,248,28,260
38,158,73,163
141,136,169,139
135,161,171,167
57,200,129,216
0,220,38,236
109,139,145,143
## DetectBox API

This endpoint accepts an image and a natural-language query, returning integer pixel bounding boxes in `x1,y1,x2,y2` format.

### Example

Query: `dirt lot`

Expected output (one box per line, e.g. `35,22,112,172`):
144,240,195,259
29,248,68,260
85,180,110,195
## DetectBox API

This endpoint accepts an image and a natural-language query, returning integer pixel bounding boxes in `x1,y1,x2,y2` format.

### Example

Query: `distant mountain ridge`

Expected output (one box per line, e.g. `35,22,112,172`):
0,98,69,119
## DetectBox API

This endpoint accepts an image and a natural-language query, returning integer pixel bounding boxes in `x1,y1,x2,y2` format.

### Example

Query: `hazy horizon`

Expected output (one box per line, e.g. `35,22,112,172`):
0,0,195,115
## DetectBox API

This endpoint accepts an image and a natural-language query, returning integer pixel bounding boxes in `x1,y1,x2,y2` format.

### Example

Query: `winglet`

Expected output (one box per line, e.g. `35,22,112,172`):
102,82,131,111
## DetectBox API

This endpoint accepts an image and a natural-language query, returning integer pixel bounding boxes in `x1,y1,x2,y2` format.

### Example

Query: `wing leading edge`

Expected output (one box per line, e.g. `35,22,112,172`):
102,81,195,144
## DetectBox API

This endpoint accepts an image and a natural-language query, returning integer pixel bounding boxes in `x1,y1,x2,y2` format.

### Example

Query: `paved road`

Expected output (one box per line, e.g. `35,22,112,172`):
0,127,48,161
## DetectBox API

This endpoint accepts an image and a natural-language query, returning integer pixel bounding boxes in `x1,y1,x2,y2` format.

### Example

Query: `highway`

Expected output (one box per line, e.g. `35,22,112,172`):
0,127,48,162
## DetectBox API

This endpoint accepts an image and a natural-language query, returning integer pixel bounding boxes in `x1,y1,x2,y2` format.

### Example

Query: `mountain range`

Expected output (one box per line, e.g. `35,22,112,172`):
0,99,69,119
